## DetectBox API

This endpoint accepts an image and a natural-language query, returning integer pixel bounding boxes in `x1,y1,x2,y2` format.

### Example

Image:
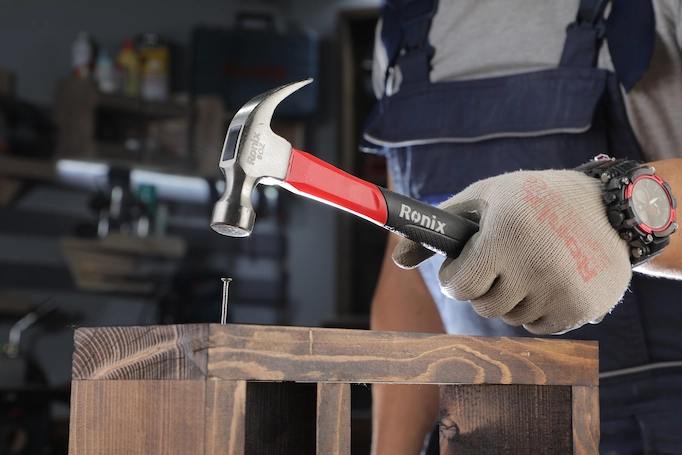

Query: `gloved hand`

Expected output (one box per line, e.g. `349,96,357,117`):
392,170,632,335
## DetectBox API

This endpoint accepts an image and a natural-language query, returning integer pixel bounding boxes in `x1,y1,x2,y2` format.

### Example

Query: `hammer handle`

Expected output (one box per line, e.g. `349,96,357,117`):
284,149,478,258
378,188,479,257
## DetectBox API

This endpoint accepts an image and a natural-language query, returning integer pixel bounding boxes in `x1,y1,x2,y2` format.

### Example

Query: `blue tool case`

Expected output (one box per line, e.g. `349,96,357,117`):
190,15,319,118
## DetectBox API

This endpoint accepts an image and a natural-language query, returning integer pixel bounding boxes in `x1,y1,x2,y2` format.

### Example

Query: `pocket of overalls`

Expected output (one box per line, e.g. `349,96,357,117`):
362,67,613,199
364,66,608,147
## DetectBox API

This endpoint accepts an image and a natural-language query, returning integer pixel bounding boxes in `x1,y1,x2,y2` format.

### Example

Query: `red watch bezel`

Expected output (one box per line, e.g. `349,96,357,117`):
624,174,677,234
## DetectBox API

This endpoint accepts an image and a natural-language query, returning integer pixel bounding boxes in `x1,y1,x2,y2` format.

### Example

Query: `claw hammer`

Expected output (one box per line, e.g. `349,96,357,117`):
211,79,479,258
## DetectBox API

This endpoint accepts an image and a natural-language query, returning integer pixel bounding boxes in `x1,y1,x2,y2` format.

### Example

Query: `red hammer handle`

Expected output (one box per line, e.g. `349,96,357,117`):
284,149,389,224
283,149,479,258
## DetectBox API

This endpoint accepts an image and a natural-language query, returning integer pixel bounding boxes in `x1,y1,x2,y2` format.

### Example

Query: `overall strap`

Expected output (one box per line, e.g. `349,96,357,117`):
560,0,655,91
607,0,655,91
559,0,609,69
380,0,438,90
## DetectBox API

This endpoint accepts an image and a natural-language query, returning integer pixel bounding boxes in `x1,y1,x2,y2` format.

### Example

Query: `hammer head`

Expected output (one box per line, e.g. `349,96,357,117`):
211,79,313,237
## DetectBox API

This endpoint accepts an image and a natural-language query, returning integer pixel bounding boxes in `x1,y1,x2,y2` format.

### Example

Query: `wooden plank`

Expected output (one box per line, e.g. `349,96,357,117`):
316,382,351,455
208,324,598,386
72,325,208,380
244,382,317,455
193,96,225,176
60,234,186,294
0,155,56,181
69,380,205,455
0,69,15,96
54,79,97,158
205,380,246,455
439,384,573,455
0,177,22,206
572,386,600,455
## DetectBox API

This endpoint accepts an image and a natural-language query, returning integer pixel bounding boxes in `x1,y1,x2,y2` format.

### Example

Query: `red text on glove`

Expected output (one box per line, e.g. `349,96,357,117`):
522,176,607,282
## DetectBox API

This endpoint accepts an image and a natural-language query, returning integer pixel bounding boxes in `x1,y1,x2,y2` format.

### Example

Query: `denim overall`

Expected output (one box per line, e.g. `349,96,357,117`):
362,0,682,452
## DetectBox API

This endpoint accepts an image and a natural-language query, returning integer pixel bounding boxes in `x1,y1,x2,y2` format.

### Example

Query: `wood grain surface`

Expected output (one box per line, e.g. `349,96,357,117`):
69,324,599,454
72,325,208,380
72,324,597,386
439,384,573,455
572,386,600,455
69,380,206,455
205,380,246,455
316,382,351,455
206,324,598,386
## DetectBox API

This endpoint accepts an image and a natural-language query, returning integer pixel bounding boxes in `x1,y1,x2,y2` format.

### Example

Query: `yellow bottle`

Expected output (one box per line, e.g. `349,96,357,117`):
117,39,140,97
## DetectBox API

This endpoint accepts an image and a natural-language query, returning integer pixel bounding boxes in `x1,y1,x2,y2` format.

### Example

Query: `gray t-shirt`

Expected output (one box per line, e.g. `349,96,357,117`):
373,0,682,161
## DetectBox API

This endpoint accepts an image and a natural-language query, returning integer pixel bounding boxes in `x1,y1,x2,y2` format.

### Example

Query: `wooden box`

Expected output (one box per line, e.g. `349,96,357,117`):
69,324,599,454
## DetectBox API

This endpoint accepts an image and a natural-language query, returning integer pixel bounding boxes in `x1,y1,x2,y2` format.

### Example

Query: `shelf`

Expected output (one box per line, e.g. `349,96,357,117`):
93,142,198,174
0,207,286,258
0,155,57,181
0,154,218,185
97,91,191,119
0,263,285,304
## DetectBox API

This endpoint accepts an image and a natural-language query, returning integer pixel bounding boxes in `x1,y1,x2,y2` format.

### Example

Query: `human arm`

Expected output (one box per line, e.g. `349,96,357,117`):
392,158,681,335
370,176,444,455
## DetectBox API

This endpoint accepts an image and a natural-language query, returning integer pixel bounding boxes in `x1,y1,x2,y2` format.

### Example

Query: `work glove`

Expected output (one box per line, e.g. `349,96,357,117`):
392,170,632,335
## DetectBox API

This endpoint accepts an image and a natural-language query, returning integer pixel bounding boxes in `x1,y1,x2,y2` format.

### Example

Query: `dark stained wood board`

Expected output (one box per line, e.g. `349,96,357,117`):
316,382,351,455
69,380,207,455
70,324,597,386
571,386,600,455
205,324,598,386
70,324,599,455
439,384,573,455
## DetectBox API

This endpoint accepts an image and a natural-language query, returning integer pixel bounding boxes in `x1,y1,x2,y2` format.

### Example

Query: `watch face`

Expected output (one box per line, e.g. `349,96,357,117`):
631,176,672,230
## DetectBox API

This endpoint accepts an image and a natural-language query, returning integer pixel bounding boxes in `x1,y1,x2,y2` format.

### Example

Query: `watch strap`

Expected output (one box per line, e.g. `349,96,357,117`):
575,156,641,180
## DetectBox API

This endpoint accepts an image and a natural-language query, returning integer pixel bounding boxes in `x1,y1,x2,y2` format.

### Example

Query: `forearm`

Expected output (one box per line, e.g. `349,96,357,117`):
370,232,444,455
637,158,682,278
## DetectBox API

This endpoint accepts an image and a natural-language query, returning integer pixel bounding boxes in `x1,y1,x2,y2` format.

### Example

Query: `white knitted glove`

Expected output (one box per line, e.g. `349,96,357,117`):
392,170,633,335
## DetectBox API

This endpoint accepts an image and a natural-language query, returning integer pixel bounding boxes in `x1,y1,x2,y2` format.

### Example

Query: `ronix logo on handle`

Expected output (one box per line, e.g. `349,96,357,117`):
247,132,265,165
399,204,447,234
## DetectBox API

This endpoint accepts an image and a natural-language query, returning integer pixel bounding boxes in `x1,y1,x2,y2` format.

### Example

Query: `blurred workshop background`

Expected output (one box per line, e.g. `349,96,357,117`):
0,0,385,452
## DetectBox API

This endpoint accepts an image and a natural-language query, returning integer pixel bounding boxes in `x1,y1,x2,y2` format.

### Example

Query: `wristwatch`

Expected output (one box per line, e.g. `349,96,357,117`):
578,155,678,266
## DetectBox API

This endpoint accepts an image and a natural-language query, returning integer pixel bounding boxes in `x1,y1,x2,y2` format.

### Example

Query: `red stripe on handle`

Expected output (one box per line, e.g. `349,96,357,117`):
284,148,388,224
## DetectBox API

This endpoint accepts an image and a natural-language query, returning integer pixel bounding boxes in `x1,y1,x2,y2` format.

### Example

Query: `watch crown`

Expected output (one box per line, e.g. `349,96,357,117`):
604,192,618,204
608,210,625,228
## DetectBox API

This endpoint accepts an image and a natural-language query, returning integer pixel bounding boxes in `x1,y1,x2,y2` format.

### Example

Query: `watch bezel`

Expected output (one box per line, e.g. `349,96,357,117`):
623,169,677,238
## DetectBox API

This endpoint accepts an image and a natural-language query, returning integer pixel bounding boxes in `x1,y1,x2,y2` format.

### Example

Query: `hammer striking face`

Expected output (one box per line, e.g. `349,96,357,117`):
211,79,479,259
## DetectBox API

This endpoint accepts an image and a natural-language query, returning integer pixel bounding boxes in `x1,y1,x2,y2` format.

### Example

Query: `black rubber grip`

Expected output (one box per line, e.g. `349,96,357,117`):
380,188,479,259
